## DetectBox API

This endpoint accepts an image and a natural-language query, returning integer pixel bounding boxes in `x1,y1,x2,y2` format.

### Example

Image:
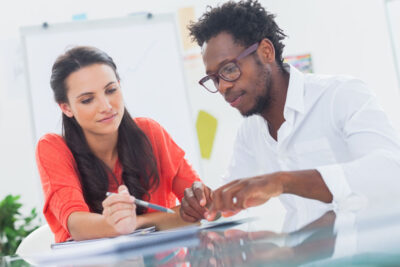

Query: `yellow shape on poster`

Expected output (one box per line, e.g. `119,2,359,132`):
196,110,218,159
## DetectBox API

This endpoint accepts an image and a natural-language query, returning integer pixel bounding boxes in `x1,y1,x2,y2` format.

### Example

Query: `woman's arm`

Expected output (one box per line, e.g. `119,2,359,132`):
67,212,120,240
67,185,137,241
68,205,196,241
136,205,197,231
67,185,195,241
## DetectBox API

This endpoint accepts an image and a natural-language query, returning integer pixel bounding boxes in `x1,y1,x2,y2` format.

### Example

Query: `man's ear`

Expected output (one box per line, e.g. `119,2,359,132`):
256,38,276,64
59,103,74,118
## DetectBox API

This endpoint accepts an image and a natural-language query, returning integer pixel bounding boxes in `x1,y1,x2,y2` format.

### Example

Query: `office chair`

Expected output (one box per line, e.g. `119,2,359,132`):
16,224,54,258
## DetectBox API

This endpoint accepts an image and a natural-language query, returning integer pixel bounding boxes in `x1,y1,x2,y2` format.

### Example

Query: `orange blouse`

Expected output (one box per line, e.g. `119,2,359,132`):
36,117,200,242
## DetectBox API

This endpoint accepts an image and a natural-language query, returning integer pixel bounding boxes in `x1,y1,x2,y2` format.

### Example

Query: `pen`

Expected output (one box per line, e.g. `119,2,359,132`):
106,192,175,214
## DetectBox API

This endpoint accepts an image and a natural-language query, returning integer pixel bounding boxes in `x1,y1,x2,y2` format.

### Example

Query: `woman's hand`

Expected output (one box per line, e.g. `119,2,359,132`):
102,185,137,235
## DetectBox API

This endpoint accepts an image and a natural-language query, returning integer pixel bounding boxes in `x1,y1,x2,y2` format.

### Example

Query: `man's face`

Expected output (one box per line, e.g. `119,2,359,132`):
202,32,272,116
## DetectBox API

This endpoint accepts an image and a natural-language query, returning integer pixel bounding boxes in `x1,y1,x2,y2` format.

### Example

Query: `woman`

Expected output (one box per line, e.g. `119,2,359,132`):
36,46,200,243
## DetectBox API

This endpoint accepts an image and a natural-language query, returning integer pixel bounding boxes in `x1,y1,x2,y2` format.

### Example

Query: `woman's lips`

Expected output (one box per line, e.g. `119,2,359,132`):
98,113,117,123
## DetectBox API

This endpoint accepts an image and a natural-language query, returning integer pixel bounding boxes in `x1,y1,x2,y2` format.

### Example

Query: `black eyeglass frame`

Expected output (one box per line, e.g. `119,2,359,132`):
199,42,260,93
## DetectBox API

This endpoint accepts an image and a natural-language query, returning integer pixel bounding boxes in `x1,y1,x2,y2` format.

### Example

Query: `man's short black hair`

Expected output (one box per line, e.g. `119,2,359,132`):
188,0,287,67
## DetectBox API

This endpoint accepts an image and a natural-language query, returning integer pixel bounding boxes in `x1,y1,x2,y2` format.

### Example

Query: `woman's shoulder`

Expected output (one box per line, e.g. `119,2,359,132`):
37,133,65,146
133,117,164,134
36,133,71,157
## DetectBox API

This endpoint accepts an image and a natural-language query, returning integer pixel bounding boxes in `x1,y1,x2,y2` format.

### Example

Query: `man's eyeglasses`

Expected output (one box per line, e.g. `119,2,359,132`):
199,42,259,93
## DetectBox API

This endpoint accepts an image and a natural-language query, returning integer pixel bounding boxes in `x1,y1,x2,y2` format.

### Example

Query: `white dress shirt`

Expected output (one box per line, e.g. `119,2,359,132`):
223,64,400,213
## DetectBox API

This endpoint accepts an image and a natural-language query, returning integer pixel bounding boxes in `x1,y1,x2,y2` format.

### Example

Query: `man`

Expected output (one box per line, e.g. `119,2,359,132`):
180,0,400,222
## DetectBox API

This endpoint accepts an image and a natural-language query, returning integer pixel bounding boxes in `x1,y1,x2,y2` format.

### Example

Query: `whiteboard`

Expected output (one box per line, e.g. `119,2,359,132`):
386,0,400,89
21,14,202,174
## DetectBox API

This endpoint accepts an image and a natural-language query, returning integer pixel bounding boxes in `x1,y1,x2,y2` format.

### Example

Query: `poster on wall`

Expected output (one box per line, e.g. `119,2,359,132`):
284,53,313,73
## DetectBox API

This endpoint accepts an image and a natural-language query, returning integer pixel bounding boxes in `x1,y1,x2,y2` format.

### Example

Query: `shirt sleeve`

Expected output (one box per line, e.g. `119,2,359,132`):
36,134,90,234
172,157,201,201
316,79,400,209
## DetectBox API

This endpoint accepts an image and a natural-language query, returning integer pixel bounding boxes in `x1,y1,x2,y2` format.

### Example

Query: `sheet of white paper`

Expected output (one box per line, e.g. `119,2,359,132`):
28,225,199,266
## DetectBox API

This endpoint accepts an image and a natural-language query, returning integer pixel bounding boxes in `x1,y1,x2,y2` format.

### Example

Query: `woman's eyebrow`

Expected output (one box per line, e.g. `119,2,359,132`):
103,81,117,89
76,91,94,99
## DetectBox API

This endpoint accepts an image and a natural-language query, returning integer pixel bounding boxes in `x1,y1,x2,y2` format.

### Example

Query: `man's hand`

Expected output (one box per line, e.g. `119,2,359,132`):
180,181,213,222
205,173,284,221
183,170,332,222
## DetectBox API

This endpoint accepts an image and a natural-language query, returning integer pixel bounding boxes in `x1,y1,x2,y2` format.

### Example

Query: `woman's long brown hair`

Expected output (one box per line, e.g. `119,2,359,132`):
50,46,159,214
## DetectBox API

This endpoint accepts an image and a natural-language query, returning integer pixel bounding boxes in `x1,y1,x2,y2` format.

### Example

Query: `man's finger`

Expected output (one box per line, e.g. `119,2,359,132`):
221,210,240,218
205,188,224,221
205,208,219,221
193,182,207,207
181,198,204,219
180,208,201,222
204,186,213,208
184,187,207,214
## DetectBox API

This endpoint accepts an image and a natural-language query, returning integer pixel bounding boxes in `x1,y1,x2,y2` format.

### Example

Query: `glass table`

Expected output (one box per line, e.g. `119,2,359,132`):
3,203,400,266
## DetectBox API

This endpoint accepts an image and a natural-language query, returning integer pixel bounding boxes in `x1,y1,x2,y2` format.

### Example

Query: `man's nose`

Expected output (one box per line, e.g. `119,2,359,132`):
217,79,234,96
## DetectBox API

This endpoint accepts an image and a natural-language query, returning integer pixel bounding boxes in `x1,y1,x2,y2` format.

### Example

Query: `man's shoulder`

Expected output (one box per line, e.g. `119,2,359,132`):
304,73,364,92
303,73,371,105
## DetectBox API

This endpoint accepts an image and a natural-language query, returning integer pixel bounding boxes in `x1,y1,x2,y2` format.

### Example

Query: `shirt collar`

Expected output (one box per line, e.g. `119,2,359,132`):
284,64,305,115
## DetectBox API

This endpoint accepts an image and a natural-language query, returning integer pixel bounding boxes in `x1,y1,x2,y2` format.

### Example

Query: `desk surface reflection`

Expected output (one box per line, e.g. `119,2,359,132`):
3,203,400,267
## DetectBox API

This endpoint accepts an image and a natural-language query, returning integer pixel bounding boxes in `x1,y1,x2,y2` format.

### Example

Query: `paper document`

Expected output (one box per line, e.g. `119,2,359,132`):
28,225,199,266
28,218,249,266
51,226,156,249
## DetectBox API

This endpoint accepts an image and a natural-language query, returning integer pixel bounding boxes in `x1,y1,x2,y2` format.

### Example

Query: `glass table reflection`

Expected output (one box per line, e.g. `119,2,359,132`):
5,202,400,266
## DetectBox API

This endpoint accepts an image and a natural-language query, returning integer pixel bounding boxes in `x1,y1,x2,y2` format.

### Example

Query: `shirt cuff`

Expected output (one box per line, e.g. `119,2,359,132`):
316,164,352,207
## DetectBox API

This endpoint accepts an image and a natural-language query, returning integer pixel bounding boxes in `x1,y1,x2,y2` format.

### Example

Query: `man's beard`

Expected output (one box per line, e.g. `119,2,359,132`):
242,65,272,117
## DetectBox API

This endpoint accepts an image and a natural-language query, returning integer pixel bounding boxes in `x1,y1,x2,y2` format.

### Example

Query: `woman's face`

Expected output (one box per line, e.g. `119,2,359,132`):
60,63,124,138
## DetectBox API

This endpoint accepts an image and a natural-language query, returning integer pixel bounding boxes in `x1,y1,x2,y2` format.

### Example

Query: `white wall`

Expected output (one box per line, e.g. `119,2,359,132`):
1,0,399,217
275,0,400,130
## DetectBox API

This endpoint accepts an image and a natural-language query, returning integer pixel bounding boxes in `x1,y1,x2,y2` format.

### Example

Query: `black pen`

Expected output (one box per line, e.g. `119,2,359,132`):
106,192,175,214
